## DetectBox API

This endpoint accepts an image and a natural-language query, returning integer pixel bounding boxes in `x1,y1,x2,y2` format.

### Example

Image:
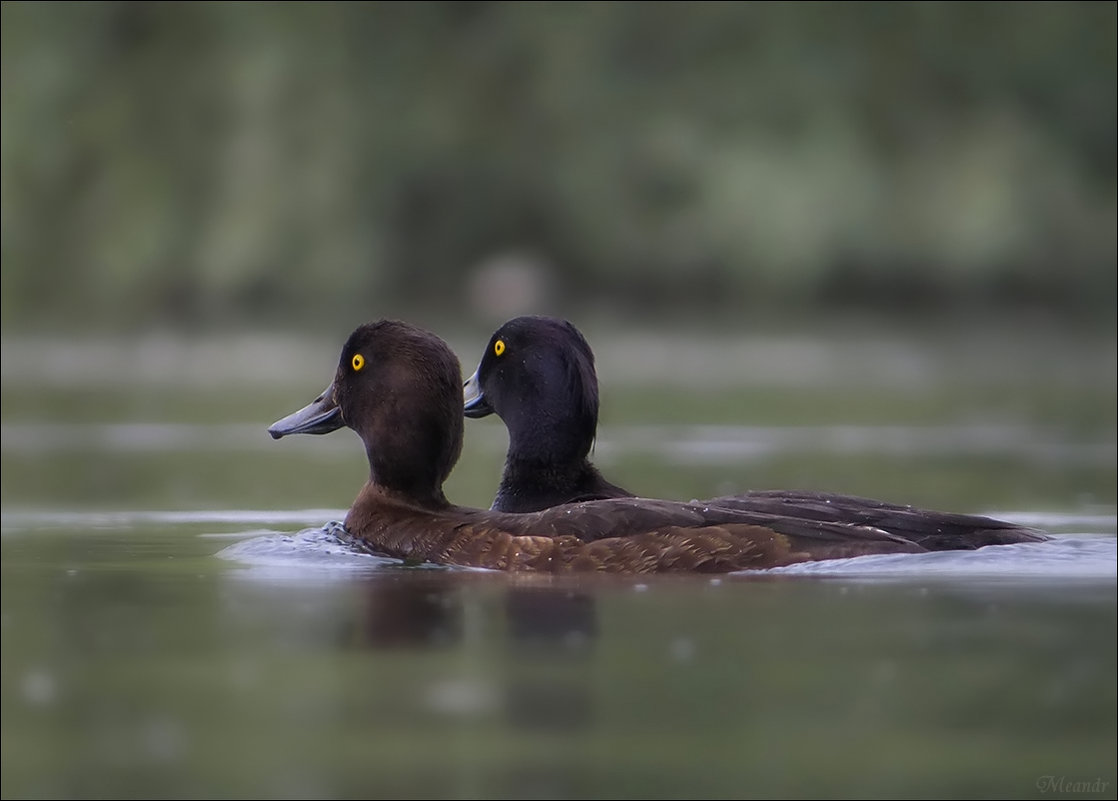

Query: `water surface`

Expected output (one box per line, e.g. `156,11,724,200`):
2,327,1115,798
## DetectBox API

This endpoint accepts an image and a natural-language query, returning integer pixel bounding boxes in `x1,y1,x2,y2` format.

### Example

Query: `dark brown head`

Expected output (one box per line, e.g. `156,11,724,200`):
268,320,464,506
463,315,599,465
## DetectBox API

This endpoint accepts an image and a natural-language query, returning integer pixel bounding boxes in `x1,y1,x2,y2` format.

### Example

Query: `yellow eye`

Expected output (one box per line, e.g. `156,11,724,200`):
494,339,506,357
352,353,365,371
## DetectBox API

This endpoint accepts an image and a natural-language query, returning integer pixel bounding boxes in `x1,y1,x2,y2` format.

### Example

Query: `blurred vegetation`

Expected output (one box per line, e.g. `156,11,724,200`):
2,1,1115,332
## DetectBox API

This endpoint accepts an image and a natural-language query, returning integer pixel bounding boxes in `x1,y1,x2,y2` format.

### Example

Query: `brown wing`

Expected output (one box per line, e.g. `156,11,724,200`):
702,490,1049,549
346,496,924,574
434,522,832,573
485,497,923,550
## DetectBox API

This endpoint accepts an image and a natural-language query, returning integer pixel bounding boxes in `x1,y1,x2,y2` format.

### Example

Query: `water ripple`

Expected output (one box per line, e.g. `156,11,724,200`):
3,421,1113,466
215,524,394,574
765,536,1117,581
1,508,348,532
213,523,1115,584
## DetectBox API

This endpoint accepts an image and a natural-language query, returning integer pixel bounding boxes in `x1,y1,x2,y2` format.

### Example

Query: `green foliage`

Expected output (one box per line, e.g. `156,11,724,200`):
2,2,1115,330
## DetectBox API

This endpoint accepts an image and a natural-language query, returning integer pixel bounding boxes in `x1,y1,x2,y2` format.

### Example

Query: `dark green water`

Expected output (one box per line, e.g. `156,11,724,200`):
2,327,1116,798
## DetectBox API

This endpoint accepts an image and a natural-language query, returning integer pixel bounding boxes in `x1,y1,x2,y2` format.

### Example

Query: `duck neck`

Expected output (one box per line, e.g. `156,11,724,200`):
494,451,603,512
351,481,450,518
357,412,460,511
367,462,451,508
504,404,595,466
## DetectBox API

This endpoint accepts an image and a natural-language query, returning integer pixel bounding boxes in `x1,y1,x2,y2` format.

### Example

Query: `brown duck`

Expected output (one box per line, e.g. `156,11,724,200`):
268,320,959,574
462,315,1049,550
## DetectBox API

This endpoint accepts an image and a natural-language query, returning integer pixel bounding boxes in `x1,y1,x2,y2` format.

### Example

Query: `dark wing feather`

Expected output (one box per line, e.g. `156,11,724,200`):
702,490,1049,549
345,494,928,574
432,521,798,573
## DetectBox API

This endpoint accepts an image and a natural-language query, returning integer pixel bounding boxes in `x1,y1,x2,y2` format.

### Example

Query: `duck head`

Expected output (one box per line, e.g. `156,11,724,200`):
269,320,464,505
463,315,599,464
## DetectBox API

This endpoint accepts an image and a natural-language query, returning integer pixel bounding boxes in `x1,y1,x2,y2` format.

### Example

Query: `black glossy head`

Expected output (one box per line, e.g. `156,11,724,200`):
463,316,599,464
270,320,464,504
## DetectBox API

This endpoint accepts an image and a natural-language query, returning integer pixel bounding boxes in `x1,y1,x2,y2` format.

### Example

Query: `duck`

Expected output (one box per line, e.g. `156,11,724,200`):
268,320,958,574
462,315,1048,551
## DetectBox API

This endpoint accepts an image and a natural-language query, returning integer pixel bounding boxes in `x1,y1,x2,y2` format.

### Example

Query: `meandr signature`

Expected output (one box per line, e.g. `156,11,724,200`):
1036,776,1110,794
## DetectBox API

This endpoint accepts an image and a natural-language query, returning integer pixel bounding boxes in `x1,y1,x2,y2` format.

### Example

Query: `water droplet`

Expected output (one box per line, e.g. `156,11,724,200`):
22,670,55,706
670,637,696,662
424,678,497,716
144,717,187,762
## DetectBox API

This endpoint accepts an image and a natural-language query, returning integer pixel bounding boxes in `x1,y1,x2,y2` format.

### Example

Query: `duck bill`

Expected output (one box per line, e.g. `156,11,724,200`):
268,382,344,439
462,368,493,418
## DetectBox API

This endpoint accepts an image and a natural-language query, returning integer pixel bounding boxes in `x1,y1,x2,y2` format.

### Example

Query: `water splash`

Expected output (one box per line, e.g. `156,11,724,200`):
765,536,1117,581
216,523,392,573
5,507,1113,583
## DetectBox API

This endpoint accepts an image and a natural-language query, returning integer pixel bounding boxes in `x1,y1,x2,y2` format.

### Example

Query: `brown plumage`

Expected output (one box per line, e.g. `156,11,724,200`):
463,315,1049,550
268,320,933,574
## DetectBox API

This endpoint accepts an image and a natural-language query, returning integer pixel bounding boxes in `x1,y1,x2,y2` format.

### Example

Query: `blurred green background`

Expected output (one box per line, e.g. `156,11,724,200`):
2,8,1115,798
2,1,1115,333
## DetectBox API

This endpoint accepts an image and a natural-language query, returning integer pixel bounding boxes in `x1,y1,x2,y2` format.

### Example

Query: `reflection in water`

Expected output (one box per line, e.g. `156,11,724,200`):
352,572,601,794
358,575,463,649
503,587,597,734
4,523,1115,799
355,573,601,729
353,574,600,660
505,588,598,651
